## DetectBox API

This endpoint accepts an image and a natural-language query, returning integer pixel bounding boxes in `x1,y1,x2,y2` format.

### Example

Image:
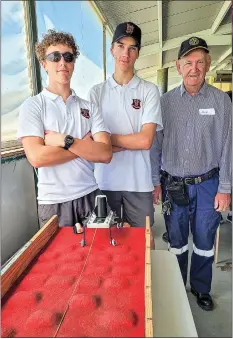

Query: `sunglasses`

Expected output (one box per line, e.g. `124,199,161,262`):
45,51,75,63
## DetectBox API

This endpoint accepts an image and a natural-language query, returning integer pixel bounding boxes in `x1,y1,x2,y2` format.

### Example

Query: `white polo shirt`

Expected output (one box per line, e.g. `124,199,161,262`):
17,88,108,204
88,75,163,192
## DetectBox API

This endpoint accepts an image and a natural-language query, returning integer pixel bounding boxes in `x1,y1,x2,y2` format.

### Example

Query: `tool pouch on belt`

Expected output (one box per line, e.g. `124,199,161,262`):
166,180,189,206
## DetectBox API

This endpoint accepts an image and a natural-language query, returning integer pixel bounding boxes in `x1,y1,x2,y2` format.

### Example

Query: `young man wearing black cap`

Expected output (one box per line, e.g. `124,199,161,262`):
88,22,163,232
151,37,232,310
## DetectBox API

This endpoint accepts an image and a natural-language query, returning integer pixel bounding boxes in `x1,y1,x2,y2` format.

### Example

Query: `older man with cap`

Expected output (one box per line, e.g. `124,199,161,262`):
88,22,162,233
151,37,231,310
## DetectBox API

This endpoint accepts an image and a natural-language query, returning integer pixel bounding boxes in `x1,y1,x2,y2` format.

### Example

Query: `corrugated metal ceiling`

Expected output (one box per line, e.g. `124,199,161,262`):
95,0,232,89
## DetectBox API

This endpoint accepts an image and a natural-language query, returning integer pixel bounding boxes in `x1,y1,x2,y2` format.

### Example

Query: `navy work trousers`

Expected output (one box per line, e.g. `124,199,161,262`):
161,173,221,293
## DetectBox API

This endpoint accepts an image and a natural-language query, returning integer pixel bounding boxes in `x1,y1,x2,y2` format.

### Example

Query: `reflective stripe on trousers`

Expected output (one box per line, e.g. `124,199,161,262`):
168,243,214,257
168,243,188,255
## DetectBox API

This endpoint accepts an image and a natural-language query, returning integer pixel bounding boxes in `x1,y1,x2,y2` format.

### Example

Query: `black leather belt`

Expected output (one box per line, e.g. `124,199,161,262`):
161,168,219,185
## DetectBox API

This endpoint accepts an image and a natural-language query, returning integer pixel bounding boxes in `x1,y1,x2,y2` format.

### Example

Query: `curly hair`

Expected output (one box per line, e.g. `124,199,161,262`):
35,29,80,63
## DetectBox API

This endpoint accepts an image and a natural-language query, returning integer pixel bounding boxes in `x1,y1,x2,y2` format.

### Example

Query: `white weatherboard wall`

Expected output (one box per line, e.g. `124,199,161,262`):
1,157,39,265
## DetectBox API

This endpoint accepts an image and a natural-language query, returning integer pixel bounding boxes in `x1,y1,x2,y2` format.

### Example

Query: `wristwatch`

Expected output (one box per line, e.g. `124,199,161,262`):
64,135,74,150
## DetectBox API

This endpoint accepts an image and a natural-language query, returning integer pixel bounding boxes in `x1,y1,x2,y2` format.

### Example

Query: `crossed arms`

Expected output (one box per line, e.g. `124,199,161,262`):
22,131,112,168
111,123,157,152
22,121,157,168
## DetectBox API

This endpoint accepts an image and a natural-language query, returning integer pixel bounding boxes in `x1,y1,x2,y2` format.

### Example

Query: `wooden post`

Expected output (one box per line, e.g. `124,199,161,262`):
1,215,59,298
214,226,220,264
145,216,153,337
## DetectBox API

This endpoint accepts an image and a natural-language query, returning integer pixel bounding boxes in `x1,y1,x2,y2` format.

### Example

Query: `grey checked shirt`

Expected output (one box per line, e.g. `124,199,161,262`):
150,82,232,193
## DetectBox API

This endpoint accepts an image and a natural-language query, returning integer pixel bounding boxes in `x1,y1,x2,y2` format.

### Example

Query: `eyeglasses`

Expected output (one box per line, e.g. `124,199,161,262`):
45,51,75,63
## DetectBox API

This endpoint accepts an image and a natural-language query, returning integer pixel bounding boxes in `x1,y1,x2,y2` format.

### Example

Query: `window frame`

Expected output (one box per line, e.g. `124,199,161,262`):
1,0,42,154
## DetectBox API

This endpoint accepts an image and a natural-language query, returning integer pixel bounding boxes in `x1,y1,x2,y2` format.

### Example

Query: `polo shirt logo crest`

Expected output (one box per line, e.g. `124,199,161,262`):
126,23,134,34
132,99,141,109
80,108,90,119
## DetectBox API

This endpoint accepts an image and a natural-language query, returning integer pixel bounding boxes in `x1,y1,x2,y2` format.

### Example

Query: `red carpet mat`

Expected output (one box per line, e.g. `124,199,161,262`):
2,227,145,337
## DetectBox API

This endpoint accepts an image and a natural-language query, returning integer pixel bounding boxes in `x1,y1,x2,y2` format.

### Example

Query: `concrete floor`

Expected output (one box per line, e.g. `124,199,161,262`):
152,205,232,338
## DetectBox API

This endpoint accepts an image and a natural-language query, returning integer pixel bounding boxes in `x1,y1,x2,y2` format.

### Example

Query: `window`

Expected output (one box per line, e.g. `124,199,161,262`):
35,1,104,99
106,29,114,78
1,1,31,150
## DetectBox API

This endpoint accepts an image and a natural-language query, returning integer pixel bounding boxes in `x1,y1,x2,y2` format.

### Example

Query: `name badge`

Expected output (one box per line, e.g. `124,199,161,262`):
199,108,215,115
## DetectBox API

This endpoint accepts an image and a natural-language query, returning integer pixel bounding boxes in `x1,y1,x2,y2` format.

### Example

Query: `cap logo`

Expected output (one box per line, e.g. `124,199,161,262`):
126,23,134,34
189,37,199,46
81,108,90,119
132,99,141,110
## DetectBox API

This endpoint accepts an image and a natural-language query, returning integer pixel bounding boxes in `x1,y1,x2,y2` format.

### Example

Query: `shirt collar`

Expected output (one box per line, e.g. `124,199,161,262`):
42,88,77,100
180,81,207,98
108,74,140,89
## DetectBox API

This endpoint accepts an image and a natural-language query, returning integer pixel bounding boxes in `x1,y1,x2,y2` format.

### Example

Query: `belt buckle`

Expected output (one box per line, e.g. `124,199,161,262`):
184,178,192,185
195,176,202,184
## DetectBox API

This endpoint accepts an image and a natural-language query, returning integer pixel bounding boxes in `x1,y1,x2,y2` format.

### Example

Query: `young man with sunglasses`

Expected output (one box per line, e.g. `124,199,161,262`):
17,30,112,228
88,22,162,231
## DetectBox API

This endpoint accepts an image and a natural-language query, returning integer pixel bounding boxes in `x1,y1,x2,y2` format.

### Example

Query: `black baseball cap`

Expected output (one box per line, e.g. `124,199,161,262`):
178,37,209,59
112,22,141,49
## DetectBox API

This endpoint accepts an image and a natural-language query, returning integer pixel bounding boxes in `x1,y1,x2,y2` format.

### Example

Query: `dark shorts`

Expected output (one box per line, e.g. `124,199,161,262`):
38,189,102,228
102,190,154,227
